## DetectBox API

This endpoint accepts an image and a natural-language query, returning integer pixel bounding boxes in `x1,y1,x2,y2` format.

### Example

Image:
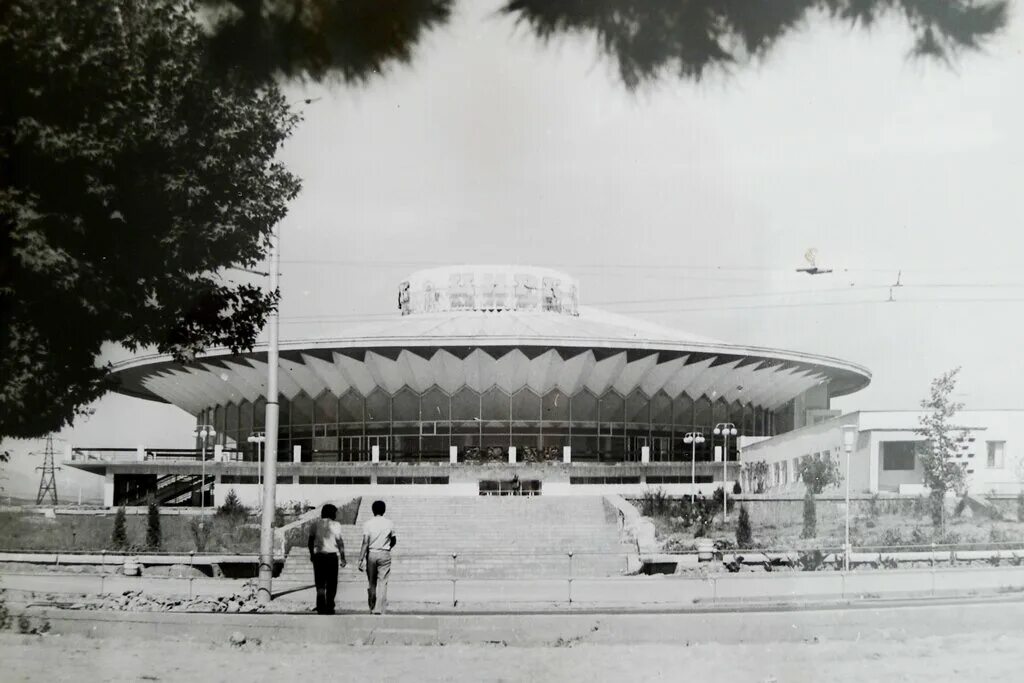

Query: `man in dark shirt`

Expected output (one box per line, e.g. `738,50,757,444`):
308,503,346,615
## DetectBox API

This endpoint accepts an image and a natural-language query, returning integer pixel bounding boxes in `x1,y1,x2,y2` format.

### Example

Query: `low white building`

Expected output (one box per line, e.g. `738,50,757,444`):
739,410,1024,496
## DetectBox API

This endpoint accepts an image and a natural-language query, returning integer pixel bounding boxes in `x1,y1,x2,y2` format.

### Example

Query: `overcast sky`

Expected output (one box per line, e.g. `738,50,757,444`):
4,1,1023,498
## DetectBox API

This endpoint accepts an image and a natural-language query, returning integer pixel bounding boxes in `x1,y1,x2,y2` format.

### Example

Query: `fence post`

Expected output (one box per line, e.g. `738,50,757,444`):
711,575,717,605
100,549,107,594
567,552,574,605
451,553,458,608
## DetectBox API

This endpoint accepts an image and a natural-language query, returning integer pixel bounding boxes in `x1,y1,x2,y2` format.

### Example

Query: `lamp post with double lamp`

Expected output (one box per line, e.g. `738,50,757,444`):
247,432,266,504
193,425,216,521
682,432,706,506
842,424,858,572
713,422,738,521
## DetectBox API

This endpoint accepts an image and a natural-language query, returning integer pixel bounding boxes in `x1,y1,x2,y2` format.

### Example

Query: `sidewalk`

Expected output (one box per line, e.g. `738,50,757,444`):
14,595,1024,646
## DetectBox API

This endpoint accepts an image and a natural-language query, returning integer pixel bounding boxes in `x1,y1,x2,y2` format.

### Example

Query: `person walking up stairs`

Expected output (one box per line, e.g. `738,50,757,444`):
358,500,396,615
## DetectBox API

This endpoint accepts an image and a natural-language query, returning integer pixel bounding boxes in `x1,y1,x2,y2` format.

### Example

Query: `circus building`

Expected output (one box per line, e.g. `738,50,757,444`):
68,266,871,507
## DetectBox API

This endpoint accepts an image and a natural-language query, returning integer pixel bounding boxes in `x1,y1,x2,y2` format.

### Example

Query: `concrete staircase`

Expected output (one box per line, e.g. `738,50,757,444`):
279,496,633,582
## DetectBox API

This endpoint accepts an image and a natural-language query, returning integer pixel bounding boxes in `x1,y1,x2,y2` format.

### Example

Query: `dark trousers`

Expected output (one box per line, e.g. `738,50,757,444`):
311,552,339,615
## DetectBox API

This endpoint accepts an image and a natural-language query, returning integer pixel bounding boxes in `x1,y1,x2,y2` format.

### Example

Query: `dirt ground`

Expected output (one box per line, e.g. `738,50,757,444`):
2,630,1023,682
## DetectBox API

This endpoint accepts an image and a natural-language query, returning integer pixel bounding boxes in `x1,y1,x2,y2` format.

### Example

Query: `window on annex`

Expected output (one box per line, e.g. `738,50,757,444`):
253,398,266,430
542,390,569,425
882,441,917,471
987,441,1006,469
481,387,510,423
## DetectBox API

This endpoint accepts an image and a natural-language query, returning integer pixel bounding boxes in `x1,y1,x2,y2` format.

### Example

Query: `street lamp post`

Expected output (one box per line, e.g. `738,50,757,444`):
192,425,216,520
842,424,857,572
682,432,706,506
713,422,738,521
247,432,266,505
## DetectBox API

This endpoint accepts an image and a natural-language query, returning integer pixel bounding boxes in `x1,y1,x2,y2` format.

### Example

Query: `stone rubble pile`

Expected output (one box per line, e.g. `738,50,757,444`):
63,583,266,613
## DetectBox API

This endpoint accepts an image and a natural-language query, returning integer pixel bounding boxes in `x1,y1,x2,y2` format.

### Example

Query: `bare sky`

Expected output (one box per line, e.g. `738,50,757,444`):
4,1,1022,497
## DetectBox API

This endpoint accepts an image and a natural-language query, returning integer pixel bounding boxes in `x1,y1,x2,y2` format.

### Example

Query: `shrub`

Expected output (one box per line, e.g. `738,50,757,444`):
732,481,742,495
736,505,752,548
1017,492,1024,522
867,493,881,520
146,498,161,550
639,488,670,517
880,528,904,548
0,590,11,630
801,490,816,539
911,527,930,545
189,517,211,552
913,495,927,518
954,494,968,517
217,489,249,519
111,506,128,550
274,506,286,527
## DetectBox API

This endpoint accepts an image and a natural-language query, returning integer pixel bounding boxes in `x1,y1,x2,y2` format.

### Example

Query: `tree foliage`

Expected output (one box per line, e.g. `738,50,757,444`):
801,489,817,539
194,1,1008,89
915,367,968,530
199,0,454,84
744,460,770,494
736,505,752,548
1,0,300,438
502,0,1008,89
146,498,162,549
797,454,842,495
111,505,128,549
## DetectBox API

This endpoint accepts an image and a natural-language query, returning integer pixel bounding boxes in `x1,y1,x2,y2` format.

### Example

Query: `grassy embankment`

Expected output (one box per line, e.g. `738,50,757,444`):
633,491,1024,552
0,498,360,553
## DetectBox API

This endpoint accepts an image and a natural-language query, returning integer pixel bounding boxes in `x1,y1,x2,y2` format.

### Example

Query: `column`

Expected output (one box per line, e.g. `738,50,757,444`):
563,445,571,464
103,471,114,508
641,445,650,464
508,446,517,464
293,444,302,463
371,444,380,464
449,445,458,464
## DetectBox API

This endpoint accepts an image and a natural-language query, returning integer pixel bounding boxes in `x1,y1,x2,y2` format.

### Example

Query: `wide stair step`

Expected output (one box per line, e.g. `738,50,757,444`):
281,495,633,581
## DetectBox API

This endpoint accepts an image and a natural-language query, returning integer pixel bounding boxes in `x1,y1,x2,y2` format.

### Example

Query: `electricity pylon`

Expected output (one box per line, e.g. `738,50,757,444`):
33,436,61,506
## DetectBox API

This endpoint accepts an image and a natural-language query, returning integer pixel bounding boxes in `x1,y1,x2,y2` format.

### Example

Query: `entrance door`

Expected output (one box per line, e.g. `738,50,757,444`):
340,436,363,462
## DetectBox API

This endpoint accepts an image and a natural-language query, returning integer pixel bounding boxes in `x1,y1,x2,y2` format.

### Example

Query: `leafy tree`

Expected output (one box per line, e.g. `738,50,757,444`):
1,0,300,439
217,488,248,519
197,1,1008,88
736,505,752,548
745,461,770,494
111,505,128,550
801,489,817,539
915,367,968,531
199,0,454,84
501,0,1007,89
146,498,162,549
797,454,842,495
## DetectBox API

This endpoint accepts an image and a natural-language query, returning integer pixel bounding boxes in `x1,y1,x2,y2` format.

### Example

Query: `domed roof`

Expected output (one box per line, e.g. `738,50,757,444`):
110,265,870,415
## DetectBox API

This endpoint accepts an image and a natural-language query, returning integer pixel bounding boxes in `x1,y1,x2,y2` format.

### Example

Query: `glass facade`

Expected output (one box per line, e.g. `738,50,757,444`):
197,387,774,465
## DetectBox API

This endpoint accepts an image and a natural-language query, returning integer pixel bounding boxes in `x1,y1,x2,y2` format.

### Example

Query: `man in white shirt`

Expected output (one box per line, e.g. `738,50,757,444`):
307,503,346,615
358,499,396,614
